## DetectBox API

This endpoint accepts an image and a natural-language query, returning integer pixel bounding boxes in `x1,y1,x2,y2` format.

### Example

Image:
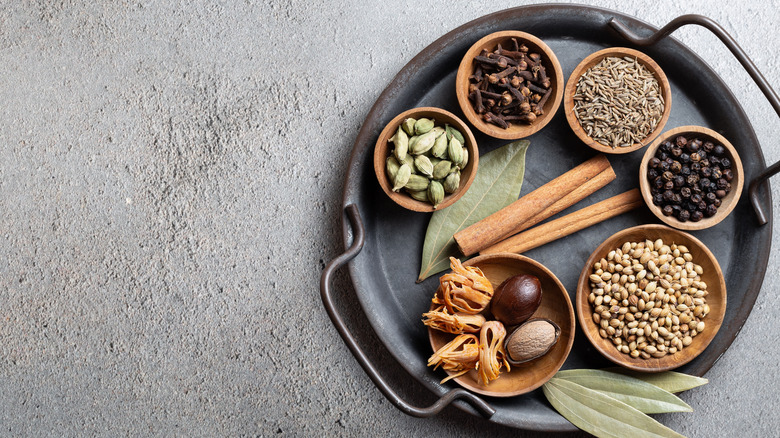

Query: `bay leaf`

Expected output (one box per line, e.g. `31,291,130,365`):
417,140,530,281
543,378,686,438
555,369,691,414
603,367,709,394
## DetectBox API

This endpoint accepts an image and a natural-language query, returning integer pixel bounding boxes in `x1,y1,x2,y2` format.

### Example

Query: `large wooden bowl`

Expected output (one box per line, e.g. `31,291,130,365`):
576,224,726,372
373,107,479,212
455,31,564,140
564,47,672,154
429,253,575,396
639,125,745,230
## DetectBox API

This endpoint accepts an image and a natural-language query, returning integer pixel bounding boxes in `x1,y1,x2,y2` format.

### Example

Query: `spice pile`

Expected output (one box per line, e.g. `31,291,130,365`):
386,118,468,208
423,258,559,385
647,135,734,222
466,38,553,128
586,239,709,359
573,56,665,148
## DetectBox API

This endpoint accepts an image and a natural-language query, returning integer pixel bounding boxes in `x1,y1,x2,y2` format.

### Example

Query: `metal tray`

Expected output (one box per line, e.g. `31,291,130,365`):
321,5,779,432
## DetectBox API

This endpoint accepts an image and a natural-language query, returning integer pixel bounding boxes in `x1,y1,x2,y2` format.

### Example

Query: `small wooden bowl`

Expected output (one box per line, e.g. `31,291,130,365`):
374,107,479,212
639,125,744,230
455,31,564,140
429,253,575,397
576,224,727,372
564,47,672,154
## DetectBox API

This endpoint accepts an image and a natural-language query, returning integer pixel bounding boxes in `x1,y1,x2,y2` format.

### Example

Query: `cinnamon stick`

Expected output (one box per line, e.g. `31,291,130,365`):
454,155,613,256
481,189,644,255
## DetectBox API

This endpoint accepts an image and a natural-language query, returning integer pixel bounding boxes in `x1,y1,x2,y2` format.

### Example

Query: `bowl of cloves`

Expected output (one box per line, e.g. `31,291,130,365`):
639,125,744,230
455,31,564,140
374,107,479,212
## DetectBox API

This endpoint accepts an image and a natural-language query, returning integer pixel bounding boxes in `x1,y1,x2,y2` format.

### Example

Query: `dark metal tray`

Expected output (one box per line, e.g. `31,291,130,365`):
322,5,779,432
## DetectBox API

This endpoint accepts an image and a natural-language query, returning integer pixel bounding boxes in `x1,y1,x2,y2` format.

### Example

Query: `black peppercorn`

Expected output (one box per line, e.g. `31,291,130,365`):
715,189,726,199
717,178,729,190
691,210,703,222
649,157,661,168
705,192,717,203
680,187,691,198
699,177,711,190
710,156,721,166
673,175,685,188
662,171,674,181
691,193,703,204
705,204,718,217
671,146,682,157
686,174,700,186
670,161,682,173
712,198,722,208
680,166,691,176
660,159,670,171
721,158,731,168
662,205,674,216
648,168,659,180
698,201,707,211
664,180,674,191
703,141,715,153
653,177,664,189
680,153,691,164
722,168,733,181
663,190,675,202
690,152,701,162
690,162,701,172
658,151,669,161
676,136,688,148
660,141,672,153
653,193,664,205
713,144,725,156
671,193,682,204
701,167,712,178
711,168,722,179
685,139,697,153
677,209,690,222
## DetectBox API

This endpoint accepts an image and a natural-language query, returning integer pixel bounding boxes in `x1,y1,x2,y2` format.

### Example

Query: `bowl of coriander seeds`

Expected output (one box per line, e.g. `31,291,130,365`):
575,224,726,372
564,47,672,154
374,107,479,212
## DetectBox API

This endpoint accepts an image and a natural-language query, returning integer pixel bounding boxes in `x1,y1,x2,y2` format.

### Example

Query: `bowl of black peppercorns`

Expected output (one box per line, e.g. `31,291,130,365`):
639,125,744,230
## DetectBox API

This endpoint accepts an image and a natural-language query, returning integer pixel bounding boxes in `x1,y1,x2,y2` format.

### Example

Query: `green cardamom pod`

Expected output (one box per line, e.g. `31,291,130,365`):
430,126,445,138
405,174,430,192
414,118,434,135
428,180,445,208
398,154,415,173
386,156,400,180
392,163,411,192
448,137,464,165
431,132,448,158
443,170,460,194
446,124,465,144
429,157,441,167
408,135,419,153
414,155,434,177
411,130,437,155
401,118,416,136
392,126,409,162
407,189,429,202
458,146,469,169
432,160,452,180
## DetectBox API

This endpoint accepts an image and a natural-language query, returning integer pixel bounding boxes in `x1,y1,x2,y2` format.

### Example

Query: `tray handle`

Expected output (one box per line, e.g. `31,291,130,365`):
610,14,780,225
320,204,495,419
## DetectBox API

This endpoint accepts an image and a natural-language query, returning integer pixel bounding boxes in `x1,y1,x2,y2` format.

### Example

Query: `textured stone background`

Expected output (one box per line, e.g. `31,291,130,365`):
0,1,778,436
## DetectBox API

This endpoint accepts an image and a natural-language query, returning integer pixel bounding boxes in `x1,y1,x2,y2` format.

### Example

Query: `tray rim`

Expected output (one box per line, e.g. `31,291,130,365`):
338,3,773,432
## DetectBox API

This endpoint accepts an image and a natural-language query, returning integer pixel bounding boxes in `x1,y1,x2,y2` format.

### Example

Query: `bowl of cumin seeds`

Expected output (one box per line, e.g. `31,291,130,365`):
564,47,672,154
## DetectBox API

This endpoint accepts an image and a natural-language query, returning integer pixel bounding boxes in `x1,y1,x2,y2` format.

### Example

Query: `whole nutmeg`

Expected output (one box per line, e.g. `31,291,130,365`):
504,318,561,365
491,274,542,326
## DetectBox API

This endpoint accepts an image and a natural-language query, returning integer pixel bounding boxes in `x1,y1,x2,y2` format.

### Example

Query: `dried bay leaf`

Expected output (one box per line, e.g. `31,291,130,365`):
555,369,692,414
543,378,687,438
603,367,708,394
417,140,530,281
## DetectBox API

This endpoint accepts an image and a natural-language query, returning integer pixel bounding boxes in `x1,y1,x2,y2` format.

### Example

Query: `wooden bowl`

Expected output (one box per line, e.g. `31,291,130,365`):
576,224,726,372
374,107,479,212
429,253,575,397
639,125,744,230
455,31,564,140
563,47,672,154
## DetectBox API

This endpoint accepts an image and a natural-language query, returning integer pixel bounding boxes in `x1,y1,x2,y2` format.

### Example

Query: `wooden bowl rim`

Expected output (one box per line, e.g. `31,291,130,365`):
563,47,672,154
455,30,564,140
638,125,745,231
373,107,479,212
428,252,575,396
575,224,727,372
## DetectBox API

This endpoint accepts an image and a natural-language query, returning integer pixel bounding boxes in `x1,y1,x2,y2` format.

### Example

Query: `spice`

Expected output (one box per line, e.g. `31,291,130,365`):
647,136,733,222
573,56,665,148
587,239,709,359
490,274,542,326
387,118,467,208
504,318,560,365
467,38,553,128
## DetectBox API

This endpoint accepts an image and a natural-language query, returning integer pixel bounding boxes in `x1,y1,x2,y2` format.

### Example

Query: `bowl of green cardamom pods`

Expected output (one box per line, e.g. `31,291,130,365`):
374,107,479,212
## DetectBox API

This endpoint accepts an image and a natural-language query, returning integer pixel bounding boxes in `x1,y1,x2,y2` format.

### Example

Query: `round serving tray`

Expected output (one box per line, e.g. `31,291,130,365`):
335,5,773,432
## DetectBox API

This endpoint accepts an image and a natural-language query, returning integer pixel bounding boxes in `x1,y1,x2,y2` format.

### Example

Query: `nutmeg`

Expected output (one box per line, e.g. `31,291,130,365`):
504,318,560,365
490,274,542,326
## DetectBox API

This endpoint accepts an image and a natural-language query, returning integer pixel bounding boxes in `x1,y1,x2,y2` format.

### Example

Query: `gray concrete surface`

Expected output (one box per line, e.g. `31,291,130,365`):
0,0,778,436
